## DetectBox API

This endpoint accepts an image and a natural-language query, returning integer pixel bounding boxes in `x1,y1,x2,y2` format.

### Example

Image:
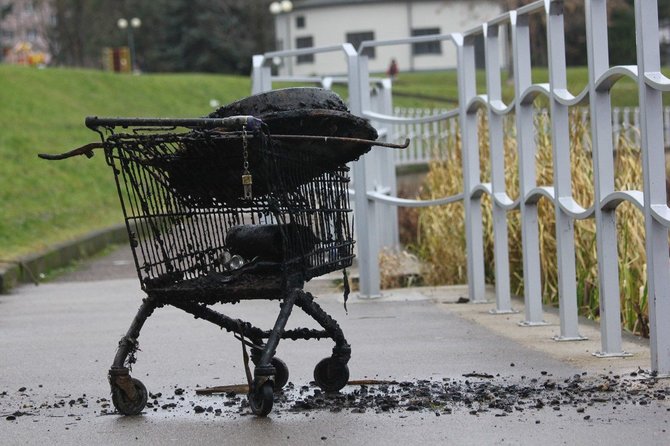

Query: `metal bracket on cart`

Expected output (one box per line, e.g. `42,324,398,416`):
108,367,137,401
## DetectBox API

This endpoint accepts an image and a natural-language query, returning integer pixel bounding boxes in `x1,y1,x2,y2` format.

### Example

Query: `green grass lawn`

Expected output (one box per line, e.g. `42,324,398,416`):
279,67,645,108
390,67,644,108
0,64,651,260
0,65,251,259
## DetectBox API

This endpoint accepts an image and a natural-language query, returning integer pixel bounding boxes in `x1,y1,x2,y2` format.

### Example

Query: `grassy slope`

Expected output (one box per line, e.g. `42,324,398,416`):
0,65,250,259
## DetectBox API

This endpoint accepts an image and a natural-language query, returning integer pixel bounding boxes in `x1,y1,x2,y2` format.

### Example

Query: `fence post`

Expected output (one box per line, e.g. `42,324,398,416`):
586,0,627,354
321,76,334,89
634,0,670,375
347,47,382,298
456,32,488,303
251,55,272,94
484,22,515,314
545,0,585,340
512,11,546,326
370,79,400,250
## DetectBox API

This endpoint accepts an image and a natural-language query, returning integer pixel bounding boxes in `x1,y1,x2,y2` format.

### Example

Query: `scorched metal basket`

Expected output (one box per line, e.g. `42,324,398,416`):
38,88,407,417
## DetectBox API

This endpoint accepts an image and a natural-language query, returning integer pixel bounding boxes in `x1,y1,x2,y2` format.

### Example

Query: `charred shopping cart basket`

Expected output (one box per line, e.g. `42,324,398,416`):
39,88,408,417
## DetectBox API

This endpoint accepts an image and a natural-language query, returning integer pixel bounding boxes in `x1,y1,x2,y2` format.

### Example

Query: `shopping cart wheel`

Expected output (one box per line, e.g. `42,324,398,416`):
111,378,148,416
251,354,289,390
248,381,274,416
313,357,349,392
271,357,289,390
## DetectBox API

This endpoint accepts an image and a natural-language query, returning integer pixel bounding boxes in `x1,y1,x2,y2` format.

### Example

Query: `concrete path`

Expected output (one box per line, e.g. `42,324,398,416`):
1,246,669,445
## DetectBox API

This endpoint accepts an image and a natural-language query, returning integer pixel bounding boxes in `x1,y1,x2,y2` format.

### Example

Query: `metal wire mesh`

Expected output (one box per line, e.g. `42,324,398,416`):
102,124,354,296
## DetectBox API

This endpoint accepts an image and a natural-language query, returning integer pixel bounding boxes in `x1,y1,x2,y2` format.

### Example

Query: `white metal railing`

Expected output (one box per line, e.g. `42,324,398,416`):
252,0,670,376
389,106,664,166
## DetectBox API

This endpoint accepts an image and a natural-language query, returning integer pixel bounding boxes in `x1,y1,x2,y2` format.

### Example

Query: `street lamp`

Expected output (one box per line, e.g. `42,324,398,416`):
117,17,141,73
269,0,293,75
269,0,292,15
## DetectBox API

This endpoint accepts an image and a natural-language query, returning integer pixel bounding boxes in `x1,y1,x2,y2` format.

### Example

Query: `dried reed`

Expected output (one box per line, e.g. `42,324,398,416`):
416,109,649,335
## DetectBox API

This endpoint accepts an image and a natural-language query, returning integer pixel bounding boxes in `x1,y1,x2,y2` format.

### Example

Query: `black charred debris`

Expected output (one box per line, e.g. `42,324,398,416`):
3,370,669,421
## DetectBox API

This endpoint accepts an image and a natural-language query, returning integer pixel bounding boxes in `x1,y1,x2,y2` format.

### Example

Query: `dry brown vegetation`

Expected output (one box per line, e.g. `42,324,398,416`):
415,110,649,336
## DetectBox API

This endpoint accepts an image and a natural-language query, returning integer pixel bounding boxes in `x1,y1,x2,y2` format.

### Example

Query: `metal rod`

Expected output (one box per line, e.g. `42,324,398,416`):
37,143,103,160
271,134,409,149
84,115,262,130
38,133,406,162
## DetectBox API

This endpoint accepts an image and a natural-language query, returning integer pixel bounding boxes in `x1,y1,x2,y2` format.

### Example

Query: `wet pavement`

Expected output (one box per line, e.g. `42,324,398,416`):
1,245,669,445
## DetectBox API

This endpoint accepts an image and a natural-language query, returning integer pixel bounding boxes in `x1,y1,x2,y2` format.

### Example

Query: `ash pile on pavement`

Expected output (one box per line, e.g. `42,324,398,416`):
3,370,669,422
274,370,669,418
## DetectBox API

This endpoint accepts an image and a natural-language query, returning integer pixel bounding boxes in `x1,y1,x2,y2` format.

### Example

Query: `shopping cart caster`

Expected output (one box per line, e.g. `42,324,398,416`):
251,353,289,391
270,357,289,390
313,357,349,392
110,377,148,416
248,381,274,416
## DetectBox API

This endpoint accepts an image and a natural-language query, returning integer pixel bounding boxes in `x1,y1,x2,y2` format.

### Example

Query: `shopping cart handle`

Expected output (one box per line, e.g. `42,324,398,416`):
84,115,263,131
37,142,103,160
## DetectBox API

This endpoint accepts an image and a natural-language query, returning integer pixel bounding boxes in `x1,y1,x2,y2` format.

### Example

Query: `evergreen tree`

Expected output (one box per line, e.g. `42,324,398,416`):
608,0,636,65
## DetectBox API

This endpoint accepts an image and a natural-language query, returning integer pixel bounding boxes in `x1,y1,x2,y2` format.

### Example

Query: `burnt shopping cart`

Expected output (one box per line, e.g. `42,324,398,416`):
39,88,408,417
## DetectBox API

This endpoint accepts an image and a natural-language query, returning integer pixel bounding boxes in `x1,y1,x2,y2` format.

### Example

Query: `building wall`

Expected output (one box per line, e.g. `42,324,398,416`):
275,0,502,76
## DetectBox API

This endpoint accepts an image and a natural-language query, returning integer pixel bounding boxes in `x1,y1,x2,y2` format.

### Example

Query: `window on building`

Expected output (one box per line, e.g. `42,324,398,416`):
296,15,305,29
26,29,38,42
411,28,442,55
346,31,375,59
296,36,314,64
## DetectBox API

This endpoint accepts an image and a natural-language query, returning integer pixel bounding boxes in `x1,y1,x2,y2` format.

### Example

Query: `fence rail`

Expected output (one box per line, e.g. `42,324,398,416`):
390,106,666,166
252,0,670,376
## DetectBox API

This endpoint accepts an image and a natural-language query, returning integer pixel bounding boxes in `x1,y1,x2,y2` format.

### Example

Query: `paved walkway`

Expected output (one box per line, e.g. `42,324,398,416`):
1,246,668,445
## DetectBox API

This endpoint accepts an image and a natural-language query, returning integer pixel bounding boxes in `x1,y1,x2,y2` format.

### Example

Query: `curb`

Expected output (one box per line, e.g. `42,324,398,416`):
0,223,129,294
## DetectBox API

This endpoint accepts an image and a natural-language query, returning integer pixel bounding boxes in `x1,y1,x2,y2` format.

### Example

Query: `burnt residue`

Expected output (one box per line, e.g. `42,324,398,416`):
226,224,319,263
153,113,374,208
145,267,287,303
209,87,349,117
209,87,378,173
144,130,275,207
4,371,669,421
257,109,378,165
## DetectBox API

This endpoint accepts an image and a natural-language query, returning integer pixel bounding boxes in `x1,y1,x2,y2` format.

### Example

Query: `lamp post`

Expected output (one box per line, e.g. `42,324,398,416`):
269,0,293,76
117,17,141,73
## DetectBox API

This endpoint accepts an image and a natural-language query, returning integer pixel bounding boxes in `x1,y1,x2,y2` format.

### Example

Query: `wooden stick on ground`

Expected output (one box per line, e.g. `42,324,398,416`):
195,379,399,395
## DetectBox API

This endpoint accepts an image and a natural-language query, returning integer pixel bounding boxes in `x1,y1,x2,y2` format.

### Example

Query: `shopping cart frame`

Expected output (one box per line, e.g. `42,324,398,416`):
44,115,359,417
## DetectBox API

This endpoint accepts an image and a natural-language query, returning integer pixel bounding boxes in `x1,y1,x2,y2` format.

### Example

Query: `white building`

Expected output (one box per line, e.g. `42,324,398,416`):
270,0,503,76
